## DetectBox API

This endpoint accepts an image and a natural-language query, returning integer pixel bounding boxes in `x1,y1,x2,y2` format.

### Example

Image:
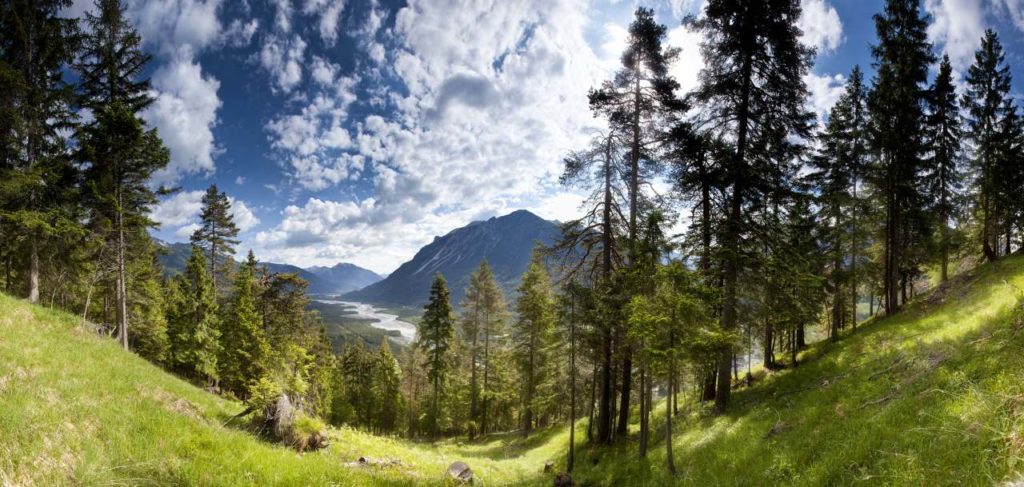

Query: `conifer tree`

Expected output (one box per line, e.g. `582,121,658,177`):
191,184,240,296
925,56,965,282
459,260,506,435
962,30,1013,260
688,0,814,411
867,0,934,313
219,250,270,398
0,0,80,304
589,7,681,436
168,247,221,386
512,248,558,435
76,0,168,349
373,339,403,433
416,273,455,438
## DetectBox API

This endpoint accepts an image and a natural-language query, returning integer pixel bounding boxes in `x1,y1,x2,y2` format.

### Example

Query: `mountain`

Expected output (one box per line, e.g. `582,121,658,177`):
305,263,384,294
342,209,560,307
155,241,381,295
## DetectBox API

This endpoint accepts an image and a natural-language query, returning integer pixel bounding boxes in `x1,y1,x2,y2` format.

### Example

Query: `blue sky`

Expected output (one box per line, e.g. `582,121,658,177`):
62,0,1024,274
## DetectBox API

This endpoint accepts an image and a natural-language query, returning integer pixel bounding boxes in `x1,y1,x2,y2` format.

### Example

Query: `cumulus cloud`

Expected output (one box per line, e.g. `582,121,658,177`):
146,58,222,184
128,0,223,57
153,190,261,237
804,71,847,122
799,0,843,54
925,0,985,71
259,35,307,93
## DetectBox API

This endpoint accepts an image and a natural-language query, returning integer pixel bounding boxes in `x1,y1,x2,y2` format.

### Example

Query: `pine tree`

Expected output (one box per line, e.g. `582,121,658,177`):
962,29,1013,261
416,273,455,438
459,260,506,436
76,0,168,349
219,250,270,399
589,7,681,437
190,184,241,296
867,0,934,313
373,339,403,433
925,56,965,282
512,248,558,436
167,246,221,386
688,0,815,412
0,0,80,305
75,0,152,114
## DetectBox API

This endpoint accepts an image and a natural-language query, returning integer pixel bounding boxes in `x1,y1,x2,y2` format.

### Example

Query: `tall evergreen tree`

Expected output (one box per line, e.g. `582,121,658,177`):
76,0,167,349
167,247,221,386
219,250,270,398
373,339,403,433
512,248,558,436
0,0,80,304
589,7,681,436
962,29,1013,261
925,56,965,282
867,0,934,314
688,0,814,411
75,0,152,114
416,273,455,438
190,184,240,296
459,260,506,435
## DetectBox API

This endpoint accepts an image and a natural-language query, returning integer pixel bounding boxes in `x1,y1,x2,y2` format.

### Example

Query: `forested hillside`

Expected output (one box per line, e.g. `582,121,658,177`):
4,0,1024,485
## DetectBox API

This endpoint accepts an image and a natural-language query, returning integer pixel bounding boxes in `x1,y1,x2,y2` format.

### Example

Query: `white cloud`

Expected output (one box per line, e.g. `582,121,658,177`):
273,0,293,32
235,176,246,185
666,25,705,95
259,35,307,93
926,0,985,71
146,58,222,184
996,0,1024,33
804,71,846,122
128,0,223,57
223,18,259,47
799,0,843,54
153,190,260,238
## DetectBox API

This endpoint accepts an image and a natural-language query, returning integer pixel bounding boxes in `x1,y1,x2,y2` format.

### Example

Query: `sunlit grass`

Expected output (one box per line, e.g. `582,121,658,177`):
3,255,1024,485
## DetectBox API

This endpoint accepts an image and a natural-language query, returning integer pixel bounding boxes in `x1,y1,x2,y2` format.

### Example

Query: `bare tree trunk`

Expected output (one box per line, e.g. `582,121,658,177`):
568,298,576,472
665,364,676,475
28,240,39,303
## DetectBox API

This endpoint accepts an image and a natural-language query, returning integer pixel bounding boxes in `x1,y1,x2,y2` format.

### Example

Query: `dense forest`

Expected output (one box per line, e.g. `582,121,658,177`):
3,0,1024,479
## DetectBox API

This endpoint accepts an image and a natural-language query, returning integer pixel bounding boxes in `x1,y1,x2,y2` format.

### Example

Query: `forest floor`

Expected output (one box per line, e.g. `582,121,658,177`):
4,255,1024,485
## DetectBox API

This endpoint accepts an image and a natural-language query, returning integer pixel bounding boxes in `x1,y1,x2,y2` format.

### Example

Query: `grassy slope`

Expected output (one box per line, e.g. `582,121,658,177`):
3,256,1024,485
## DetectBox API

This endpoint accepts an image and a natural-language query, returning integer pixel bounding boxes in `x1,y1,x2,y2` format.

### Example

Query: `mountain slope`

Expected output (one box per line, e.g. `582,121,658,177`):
343,209,560,307
5,257,1024,485
155,241,381,295
0,293,553,486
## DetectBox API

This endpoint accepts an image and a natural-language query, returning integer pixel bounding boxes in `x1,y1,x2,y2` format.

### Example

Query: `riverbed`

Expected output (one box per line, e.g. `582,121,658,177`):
315,299,417,344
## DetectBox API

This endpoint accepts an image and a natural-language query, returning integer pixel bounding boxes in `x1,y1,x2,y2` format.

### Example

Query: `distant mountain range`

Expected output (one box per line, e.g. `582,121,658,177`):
155,242,383,295
342,209,560,307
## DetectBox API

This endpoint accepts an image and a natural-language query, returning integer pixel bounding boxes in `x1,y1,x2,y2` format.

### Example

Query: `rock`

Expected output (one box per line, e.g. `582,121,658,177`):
554,473,575,487
544,461,555,473
447,461,473,483
268,393,294,440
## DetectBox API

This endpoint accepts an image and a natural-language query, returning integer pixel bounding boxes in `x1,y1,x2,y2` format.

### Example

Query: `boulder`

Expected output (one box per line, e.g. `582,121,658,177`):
447,461,473,483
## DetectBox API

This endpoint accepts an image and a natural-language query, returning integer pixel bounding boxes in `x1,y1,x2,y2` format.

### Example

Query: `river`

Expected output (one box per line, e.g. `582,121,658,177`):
315,300,417,344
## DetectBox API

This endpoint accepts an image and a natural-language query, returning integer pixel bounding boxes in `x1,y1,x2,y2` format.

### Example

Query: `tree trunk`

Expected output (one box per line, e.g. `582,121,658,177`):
665,365,676,475
117,192,129,350
597,133,615,444
28,239,39,303
568,299,576,472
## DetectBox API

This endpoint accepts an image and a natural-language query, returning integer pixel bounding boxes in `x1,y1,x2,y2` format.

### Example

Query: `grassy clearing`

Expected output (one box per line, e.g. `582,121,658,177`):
3,256,1024,485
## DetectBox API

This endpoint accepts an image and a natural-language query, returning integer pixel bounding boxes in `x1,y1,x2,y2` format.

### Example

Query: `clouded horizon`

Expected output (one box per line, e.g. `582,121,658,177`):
63,0,1024,274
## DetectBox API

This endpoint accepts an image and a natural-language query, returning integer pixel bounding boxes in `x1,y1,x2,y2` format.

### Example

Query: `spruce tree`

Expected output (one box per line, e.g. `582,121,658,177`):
925,56,965,282
373,339,403,433
962,29,1013,260
688,0,814,412
867,0,934,313
459,260,507,435
76,0,168,349
512,248,558,436
219,250,270,398
416,273,455,438
167,246,221,386
191,184,241,296
0,0,79,304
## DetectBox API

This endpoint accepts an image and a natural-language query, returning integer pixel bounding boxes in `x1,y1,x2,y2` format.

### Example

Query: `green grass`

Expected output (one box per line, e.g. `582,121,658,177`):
4,256,1024,485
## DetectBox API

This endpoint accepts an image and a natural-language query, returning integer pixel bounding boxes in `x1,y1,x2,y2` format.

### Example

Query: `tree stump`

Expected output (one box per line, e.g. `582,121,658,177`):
554,473,575,487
